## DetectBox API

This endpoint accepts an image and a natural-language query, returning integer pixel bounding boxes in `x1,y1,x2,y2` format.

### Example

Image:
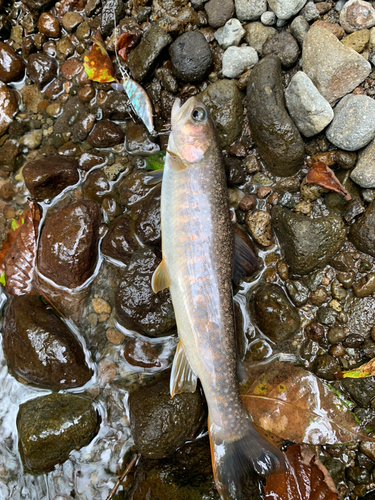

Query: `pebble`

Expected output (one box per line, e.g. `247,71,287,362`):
247,55,304,176
0,42,25,83
313,353,340,380
267,0,308,20
26,53,58,89
37,12,60,38
261,11,276,25
302,1,319,21
340,0,375,33
61,58,82,80
126,122,159,156
87,120,124,148
204,0,234,28
19,129,43,149
353,273,375,297
262,31,300,68
341,28,370,52
341,377,375,407
302,25,371,104
101,0,125,37
244,21,276,54
222,46,258,77
235,0,267,22
61,12,83,32
349,202,375,257
78,85,95,103
0,87,18,137
327,95,375,151
101,214,140,264
311,20,346,39
327,326,346,344
135,185,161,245
214,18,245,48
290,15,310,44
351,139,375,187
245,210,273,247
286,279,309,306
170,31,212,83
285,71,334,137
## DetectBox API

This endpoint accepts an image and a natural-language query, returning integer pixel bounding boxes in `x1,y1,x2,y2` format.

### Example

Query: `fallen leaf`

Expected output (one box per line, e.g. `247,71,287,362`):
144,150,166,171
306,162,351,201
264,445,338,500
116,32,138,61
240,360,371,444
0,214,25,273
3,200,41,296
83,32,117,83
335,358,375,379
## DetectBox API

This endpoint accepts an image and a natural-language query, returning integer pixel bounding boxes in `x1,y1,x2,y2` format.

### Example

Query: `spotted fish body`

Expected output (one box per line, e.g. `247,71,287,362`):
153,97,284,499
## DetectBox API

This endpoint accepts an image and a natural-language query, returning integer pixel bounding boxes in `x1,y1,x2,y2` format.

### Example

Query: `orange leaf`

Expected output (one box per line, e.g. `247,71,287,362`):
306,162,351,200
83,32,116,83
116,33,138,62
0,214,26,273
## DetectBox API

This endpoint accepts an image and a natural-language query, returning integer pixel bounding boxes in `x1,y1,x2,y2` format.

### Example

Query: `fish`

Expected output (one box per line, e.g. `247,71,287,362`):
152,96,285,499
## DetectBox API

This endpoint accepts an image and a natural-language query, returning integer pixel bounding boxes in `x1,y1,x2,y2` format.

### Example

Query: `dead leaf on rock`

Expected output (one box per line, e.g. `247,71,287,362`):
264,445,338,500
240,360,371,445
336,358,375,379
306,162,351,200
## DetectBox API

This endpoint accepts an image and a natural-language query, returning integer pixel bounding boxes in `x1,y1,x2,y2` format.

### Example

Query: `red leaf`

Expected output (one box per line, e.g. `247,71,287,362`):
116,32,138,61
306,162,351,201
264,445,338,500
4,200,41,296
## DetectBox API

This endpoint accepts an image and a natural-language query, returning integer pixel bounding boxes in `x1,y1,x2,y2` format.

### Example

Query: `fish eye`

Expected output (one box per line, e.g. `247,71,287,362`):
192,106,207,122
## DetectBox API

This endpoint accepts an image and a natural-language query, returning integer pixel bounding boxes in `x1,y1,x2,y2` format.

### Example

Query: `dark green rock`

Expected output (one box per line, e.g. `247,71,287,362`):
313,353,340,380
346,466,371,485
3,295,93,389
350,201,375,257
354,407,375,434
252,283,300,342
325,169,360,214
17,393,99,473
316,306,338,327
344,294,375,336
128,375,204,459
246,55,304,176
341,377,375,407
271,206,347,275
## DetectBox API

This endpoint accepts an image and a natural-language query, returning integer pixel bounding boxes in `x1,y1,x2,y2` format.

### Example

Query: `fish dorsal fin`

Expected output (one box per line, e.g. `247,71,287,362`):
151,259,171,293
232,229,260,285
166,149,187,171
170,340,198,397
144,169,164,185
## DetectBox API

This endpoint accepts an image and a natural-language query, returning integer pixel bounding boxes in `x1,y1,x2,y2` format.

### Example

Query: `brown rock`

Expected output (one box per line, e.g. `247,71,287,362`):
311,20,345,39
101,214,140,264
245,210,273,247
340,0,375,33
87,120,125,148
61,58,82,80
26,53,58,89
38,12,60,38
0,42,25,83
0,87,18,136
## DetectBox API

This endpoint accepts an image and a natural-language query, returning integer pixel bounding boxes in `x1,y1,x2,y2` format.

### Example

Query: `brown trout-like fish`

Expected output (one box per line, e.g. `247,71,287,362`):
152,96,284,499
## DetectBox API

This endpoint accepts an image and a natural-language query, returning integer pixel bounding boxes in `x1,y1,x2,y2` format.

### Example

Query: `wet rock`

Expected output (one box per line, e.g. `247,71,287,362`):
325,168,360,214
330,251,355,272
349,202,375,257
124,337,165,368
22,0,53,12
170,31,212,83
116,248,175,337
285,71,334,137
127,25,172,82
245,210,273,247
37,200,101,288
341,377,375,407
101,0,125,37
342,29,370,52
244,22,276,54
78,152,105,171
82,169,111,203
0,140,19,172
268,0,307,20
38,12,60,38
340,0,375,33
19,129,43,150
135,184,161,246
247,55,305,176
351,139,375,188
314,354,340,380
200,79,243,149
286,279,309,306
262,32,300,68
26,53,58,89
302,25,371,104
101,214,140,264
204,0,234,27
214,18,245,49
0,42,25,83
126,121,159,155
222,46,258,78
3,295,93,389
272,206,347,275
23,155,79,201
347,466,371,485
129,375,204,459
326,95,375,151
252,283,300,342
87,120,124,148
118,170,156,207
343,333,364,348
344,294,375,336
327,326,346,344
353,273,375,297
0,87,18,137
17,393,99,473
316,306,337,326
290,16,309,44
235,0,267,21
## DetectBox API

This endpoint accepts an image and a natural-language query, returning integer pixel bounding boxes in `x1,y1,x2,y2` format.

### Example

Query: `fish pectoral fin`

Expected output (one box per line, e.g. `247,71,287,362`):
170,340,197,398
151,259,171,293
166,149,187,171
232,230,260,285
144,169,164,185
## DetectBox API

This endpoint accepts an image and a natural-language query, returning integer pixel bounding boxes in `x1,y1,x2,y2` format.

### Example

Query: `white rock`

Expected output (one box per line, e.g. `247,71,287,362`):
351,138,375,187
214,18,245,48
261,11,276,25
222,46,258,78
19,130,43,150
268,0,307,20
235,0,267,21
285,71,334,137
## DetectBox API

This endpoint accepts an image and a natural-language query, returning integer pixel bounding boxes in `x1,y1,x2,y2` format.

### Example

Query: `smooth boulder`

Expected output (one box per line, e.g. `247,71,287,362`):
351,138,375,188
349,201,375,257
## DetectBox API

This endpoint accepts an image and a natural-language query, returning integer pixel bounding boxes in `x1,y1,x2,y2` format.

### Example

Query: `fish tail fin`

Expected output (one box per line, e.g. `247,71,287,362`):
209,416,285,500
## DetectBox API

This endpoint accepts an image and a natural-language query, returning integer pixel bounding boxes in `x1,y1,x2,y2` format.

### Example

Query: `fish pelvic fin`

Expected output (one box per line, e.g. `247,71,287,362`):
151,259,170,293
166,149,187,171
170,340,197,397
208,415,285,500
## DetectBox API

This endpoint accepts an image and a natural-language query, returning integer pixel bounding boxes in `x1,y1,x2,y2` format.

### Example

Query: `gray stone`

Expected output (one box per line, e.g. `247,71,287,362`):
204,0,234,27
340,0,375,33
285,71,334,137
302,25,371,103
235,0,267,21
290,15,310,44
222,46,258,77
200,79,243,148
261,11,276,25
214,18,245,48
302,1,319,21
169,31,213,83
244,21,277,54
262,31,300,68
349,201,375,256
326,94,375,151
351,138,375,187
268,0,307,20
101,0,125,37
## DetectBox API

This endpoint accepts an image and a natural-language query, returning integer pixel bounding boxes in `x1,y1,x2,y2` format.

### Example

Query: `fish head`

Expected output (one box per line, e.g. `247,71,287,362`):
169,97,216,164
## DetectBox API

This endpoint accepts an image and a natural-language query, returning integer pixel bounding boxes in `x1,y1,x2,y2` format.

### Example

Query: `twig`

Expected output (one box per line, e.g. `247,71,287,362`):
105,453,139,500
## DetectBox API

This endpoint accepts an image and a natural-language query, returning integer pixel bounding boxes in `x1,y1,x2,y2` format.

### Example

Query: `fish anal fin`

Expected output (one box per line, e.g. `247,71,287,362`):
166,149,187,171
151,259,170,293
233,229,260,285
170,340,197,398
